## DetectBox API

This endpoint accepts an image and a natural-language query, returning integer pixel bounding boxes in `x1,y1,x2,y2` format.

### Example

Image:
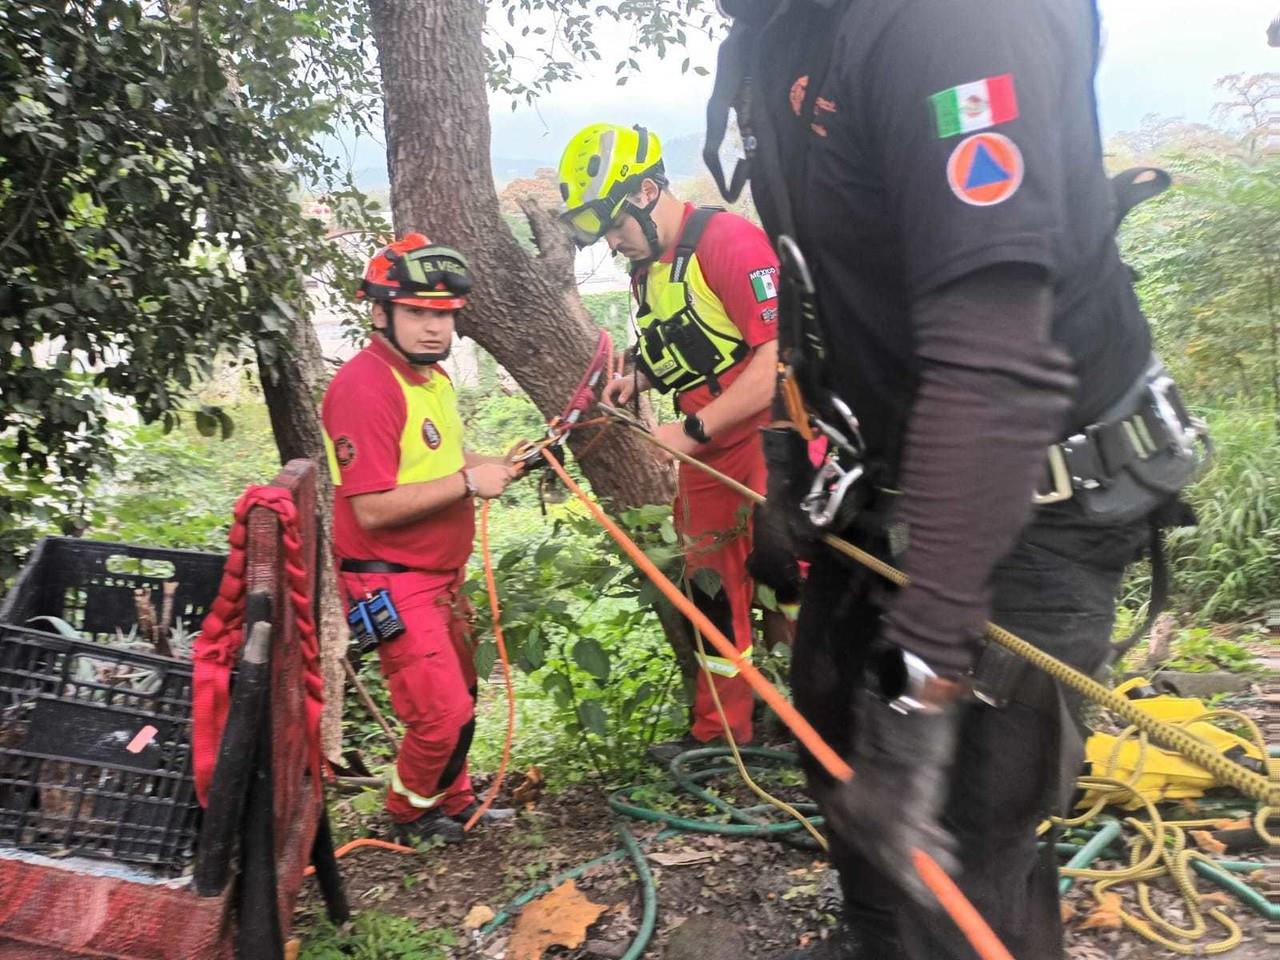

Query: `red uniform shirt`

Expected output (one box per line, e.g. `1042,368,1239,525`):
634,203,780,451
322,335,474,572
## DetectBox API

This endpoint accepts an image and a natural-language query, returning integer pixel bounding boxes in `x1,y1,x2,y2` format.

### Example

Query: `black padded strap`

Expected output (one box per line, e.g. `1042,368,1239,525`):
670,206,724,284
1111,167,1171,230
1111,519,1167,660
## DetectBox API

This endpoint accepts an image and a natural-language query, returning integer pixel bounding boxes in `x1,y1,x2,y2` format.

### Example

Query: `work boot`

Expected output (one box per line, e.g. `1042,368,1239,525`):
647,734,717,766
393,811,465,846
451,801,517,825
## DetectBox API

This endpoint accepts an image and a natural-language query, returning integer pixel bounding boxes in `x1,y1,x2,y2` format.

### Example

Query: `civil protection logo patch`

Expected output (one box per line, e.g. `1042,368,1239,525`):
421,418,442,449
946,132,1023,207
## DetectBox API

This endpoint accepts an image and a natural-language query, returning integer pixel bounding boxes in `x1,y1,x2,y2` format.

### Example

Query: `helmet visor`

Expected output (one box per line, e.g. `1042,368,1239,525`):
560,197,624,247
389,245,473,299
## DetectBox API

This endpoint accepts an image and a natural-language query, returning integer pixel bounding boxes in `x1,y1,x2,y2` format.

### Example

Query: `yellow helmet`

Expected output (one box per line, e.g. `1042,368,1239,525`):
557,123,666,247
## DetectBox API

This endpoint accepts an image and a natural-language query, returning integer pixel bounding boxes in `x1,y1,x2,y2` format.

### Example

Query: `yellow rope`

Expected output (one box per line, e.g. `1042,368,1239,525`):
596,405,1271,954
599,405,1278,807
689,613,830,851
672,473,829,851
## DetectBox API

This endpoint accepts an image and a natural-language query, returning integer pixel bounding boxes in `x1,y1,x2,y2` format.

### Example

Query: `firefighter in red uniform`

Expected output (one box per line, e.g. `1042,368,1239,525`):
322,234,516,844
557,124,782,759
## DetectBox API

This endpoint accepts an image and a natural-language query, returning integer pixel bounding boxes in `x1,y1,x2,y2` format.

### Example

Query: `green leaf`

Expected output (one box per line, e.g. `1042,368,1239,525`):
473,640,497,680
691,567,722,598
577,700,607,738
194,410,218,437
522,625,545,670
124,83,144,109
541,671,573,708
572,637,610,682
534,541,562,565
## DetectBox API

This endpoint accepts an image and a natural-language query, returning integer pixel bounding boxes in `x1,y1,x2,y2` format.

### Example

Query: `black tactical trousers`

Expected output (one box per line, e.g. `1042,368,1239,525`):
792,505,1150,960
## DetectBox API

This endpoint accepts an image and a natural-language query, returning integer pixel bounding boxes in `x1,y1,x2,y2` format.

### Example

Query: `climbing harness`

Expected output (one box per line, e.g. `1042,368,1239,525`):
631,206,750,397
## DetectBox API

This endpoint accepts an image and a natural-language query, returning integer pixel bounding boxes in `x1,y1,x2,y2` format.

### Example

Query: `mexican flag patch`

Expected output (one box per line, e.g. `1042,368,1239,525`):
930,74,1018,138
749,267,778,302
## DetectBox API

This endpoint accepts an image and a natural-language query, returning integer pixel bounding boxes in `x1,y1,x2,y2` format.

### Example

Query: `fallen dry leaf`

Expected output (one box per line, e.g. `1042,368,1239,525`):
511,766,545,808
284,940,300,960
464,904,496,930
1079,892,1125,931
1060,900,1078,924
648,850,715,867
508,879,607,960
1213,818,1251,830
1189,830,1228,855
1197,892,1233,908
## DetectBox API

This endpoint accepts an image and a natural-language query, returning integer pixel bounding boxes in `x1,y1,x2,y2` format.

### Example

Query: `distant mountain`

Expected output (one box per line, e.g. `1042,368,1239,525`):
345,141,706,192
659,131,704,179
492,156,555,183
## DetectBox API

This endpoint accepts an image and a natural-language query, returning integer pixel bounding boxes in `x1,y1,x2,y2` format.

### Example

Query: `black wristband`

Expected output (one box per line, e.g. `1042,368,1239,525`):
682,414,711,444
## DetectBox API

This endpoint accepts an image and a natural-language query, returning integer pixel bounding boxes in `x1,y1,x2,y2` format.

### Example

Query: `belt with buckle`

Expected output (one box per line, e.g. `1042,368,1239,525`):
339,559,411,574
1034,364,1207,505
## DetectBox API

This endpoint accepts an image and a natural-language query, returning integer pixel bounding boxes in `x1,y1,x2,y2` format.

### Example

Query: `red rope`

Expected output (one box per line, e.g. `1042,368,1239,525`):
192,486,326,806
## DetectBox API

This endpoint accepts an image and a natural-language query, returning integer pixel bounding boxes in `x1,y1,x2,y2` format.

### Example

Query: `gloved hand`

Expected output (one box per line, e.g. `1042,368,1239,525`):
747,500,804,605
818,690,960,907
760,424,820,546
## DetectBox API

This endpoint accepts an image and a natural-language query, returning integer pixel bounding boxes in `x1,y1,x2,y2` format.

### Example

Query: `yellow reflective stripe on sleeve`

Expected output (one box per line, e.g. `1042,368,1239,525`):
392,369,466,485
322,430,342,486
389,765,446,810
696,644,753,679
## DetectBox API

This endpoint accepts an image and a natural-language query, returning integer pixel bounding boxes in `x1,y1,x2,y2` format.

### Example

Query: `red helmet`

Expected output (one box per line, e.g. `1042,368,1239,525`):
358,232,473,310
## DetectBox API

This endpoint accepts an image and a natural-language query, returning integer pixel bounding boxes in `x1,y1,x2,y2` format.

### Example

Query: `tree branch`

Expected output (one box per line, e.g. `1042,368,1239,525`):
519,196,577,293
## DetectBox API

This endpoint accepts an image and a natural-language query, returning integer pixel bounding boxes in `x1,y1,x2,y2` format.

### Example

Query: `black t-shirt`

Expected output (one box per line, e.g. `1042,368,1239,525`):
761,0,1151,465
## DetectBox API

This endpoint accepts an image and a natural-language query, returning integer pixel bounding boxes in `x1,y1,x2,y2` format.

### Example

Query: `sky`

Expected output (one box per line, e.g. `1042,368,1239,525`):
337,0,1279,184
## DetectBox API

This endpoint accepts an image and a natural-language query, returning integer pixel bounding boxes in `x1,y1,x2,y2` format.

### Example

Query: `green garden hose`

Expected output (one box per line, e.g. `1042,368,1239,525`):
481,748,1277,957
1058,819,1123,894
616,822,658,960
1189,858,1280,921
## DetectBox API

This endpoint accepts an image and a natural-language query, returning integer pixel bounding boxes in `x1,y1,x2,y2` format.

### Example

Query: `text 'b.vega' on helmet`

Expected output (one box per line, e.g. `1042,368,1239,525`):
557,123,667,248
357,232,473,310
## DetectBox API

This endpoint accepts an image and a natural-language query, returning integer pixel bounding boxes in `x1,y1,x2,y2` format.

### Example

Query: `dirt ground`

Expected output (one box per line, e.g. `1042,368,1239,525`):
293,749,1275,959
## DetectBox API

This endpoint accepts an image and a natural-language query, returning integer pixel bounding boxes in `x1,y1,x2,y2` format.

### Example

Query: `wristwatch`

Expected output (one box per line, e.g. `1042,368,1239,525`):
461,468,478,499
869,646,966,715
682,414,711,444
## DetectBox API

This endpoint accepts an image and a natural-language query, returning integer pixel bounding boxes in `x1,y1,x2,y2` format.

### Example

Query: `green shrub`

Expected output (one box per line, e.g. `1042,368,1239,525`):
465,502,688,782
1165,403,1280,620
298,912,455,960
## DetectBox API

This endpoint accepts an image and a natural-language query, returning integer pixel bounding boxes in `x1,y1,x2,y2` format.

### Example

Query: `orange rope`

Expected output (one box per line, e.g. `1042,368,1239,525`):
912,850,1015,960
541,450,849,780
540,448,1015,960
464,500,517,832
301,838,416,876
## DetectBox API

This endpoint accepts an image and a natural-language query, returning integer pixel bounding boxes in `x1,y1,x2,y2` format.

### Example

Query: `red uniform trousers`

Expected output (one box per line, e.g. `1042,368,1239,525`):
340,569,477,822
675,429,767,744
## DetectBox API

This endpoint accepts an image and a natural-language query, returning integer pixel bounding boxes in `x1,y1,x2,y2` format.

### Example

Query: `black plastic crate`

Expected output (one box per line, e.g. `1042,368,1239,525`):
0,536,225,644
0,625,199,874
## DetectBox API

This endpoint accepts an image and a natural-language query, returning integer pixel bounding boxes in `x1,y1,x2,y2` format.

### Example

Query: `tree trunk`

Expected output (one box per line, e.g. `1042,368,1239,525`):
366,0,673,509
257,316,347,764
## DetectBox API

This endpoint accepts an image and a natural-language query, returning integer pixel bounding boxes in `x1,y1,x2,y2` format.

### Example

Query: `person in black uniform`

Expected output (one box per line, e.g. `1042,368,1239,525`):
703,2,1208,958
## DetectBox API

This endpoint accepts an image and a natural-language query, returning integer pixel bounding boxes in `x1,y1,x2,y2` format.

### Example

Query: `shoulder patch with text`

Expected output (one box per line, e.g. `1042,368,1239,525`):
749,267,779,302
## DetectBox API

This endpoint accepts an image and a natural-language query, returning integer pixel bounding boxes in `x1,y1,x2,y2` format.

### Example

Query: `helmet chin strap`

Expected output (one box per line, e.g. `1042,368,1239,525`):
623,191,664,266
385,305,452,366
